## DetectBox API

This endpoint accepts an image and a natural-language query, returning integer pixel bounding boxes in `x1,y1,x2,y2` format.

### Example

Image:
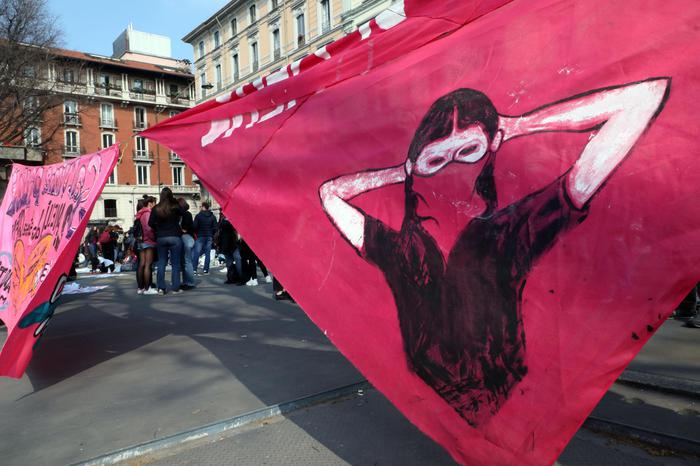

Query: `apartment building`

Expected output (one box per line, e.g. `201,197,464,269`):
183,0,393,103
37,27,201,227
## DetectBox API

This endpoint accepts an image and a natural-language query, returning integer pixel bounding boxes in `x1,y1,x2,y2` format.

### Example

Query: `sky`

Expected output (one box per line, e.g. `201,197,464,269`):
48,0,230,61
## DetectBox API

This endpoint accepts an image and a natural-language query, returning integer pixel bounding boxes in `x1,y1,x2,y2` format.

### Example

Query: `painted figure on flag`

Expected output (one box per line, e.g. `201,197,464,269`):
320,78,670,427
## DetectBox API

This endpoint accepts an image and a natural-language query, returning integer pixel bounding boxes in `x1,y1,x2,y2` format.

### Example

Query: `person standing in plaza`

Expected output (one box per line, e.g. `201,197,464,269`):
178,197,196,290
192,201,217,275
135,195,158,295
148,187,184,294
98,226,117,273
218,215,240,284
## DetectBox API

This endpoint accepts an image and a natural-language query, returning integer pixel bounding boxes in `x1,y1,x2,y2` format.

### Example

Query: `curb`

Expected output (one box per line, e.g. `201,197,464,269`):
584,416,700,457
617,370,700,398
70,380,371,466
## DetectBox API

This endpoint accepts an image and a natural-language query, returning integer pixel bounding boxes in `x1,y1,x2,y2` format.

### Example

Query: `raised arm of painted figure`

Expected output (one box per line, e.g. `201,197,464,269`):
319,165,406,252
498,78,670,208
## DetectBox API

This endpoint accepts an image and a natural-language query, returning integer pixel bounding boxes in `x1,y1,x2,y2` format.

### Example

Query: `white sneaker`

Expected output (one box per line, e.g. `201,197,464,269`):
220,268,227,273
264,275,273,284
137,289,144,295
246,278,258,286
143,288,159,295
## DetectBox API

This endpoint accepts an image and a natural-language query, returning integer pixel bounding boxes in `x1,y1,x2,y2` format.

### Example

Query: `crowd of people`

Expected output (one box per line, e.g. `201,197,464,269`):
81,187,293,301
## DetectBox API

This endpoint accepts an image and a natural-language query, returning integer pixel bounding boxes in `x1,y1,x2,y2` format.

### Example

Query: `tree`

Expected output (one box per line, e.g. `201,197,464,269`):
0,0,68,148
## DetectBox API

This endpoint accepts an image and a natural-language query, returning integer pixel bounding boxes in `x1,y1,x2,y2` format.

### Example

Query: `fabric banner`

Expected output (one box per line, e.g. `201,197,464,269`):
143,1,700,464
0,145,118,378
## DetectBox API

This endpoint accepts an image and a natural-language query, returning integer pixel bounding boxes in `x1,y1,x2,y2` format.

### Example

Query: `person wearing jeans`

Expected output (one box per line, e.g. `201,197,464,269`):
148,187,184,294
192,201,217,274
178,198,196,290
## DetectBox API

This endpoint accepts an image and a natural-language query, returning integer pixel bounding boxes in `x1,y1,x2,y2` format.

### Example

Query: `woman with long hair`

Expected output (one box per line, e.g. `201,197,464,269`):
148,187,184,294
135,195,157,294
320,79,670,427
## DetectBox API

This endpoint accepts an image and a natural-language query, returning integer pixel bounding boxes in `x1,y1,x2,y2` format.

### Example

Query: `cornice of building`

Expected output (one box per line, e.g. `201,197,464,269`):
182,0,249,43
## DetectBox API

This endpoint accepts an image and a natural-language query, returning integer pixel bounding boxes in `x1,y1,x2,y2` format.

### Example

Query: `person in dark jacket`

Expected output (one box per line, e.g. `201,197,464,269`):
98,226,117,273
218,215,240,284
148,187,183,294
179,198,196,290
192,201,218,274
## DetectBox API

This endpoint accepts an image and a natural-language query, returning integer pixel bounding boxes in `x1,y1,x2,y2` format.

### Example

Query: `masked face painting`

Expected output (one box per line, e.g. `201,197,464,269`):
320,80,670,427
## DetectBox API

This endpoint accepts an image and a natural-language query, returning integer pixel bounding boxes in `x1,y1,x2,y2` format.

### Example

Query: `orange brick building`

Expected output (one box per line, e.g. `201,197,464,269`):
37,28,201,228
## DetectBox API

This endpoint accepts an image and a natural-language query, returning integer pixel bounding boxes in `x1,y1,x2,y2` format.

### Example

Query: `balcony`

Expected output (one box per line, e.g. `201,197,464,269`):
99,118,118,129
170,152,184,163
166,95,191,105
95,82,123,97
168,184,200,194
131,87,157,102
63,113,81,126
54,80,87,94
62,145,84,157
133,150,154,162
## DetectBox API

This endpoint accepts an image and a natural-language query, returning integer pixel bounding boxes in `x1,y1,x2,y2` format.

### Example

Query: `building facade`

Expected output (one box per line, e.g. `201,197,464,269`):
37,28,201,227
183,0,393,103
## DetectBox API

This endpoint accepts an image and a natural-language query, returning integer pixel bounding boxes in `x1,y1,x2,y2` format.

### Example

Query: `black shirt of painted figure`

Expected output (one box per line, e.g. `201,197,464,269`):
361,175,588,427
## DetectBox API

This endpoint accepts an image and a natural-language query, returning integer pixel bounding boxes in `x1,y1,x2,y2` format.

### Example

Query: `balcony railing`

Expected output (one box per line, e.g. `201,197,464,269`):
170,152,183,162
130,91,156,102
133,150,154,161
95,82,123,97
134,120,148,131
166,95,191,105
100,118,118,129
62,145,84,157
63,113,80,126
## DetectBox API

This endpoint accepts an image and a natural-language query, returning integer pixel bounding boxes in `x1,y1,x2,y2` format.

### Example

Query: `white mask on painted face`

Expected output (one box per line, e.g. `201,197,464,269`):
412,124,490,177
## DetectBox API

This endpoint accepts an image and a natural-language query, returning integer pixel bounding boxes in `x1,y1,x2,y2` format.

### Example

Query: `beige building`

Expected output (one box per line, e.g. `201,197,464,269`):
183,0,394,103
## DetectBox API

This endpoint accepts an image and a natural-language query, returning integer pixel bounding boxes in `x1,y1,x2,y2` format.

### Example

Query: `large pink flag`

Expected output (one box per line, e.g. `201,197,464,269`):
0,146,118,378
143,1,700,464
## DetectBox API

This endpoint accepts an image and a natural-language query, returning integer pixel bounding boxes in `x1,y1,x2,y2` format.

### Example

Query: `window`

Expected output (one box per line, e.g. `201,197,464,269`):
169,111,179,118
99,73,110,88
271,0,279,9
249,4,256,23
169,84,179,96
104,199,118,218
132,79,144,93
100,103,115,127
136,165,150,186
107,169,117,185
102,133,114,149
134,107,147,129
172,166,183,186
26,127,40,146
296,13,306,47
231,18,238,36
64,130,78,154
213,30,220,49
23,96,37,112
320,0,331,33
272,29,281,60
215,63,222,89
62,68,75,83
64,100,78,125
135,136,148,158
200,71,207,97
251,42,259,72
198,40,205,58
232,53,240,80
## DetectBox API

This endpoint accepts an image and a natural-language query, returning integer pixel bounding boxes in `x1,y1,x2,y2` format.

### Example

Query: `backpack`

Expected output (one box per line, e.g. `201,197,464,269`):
133,218,144,243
